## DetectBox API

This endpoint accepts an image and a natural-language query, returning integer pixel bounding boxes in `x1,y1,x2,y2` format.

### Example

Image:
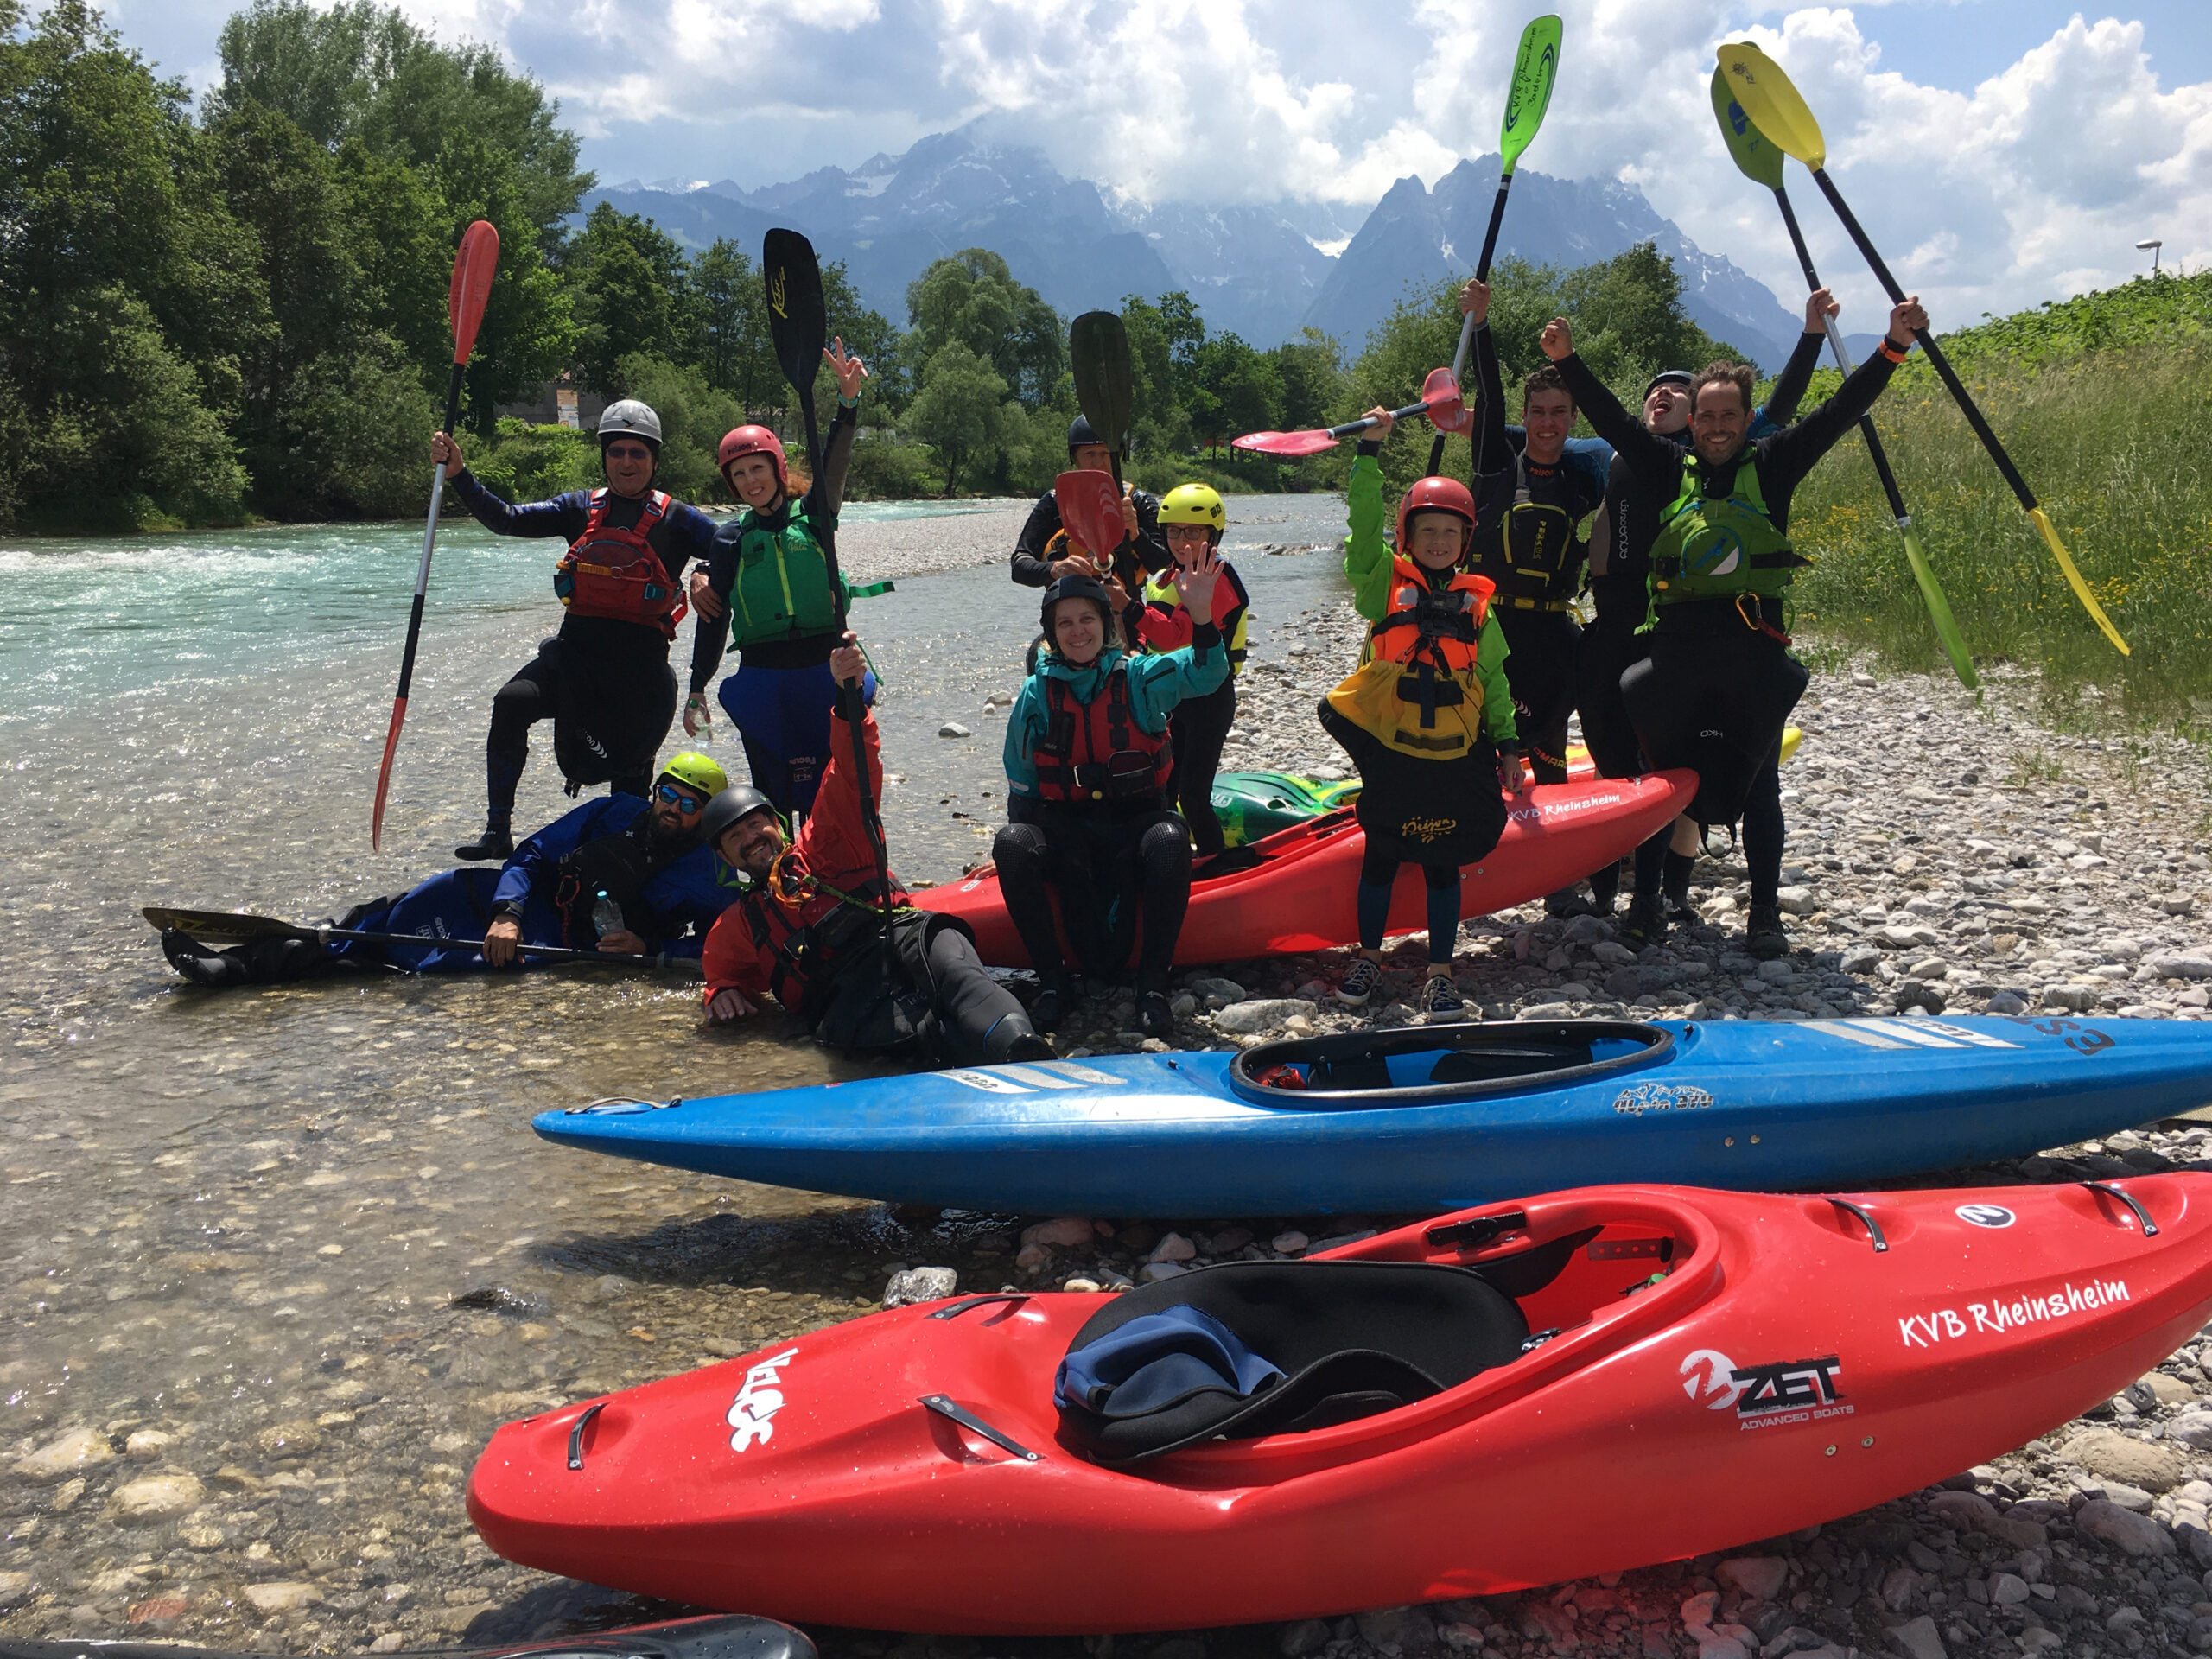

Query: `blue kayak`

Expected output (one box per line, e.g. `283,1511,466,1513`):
534,1015,2212,1217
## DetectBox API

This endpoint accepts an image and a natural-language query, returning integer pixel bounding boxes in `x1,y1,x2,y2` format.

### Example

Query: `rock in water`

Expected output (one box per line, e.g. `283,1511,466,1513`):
109,1473,204,1523
883,1266,957,1307
938,721,972,739
12,1427,112,1483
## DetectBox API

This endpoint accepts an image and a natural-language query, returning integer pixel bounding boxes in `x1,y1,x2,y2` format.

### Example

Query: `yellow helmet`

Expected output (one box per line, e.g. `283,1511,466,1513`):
655,751,728,801
1159,483,1227,543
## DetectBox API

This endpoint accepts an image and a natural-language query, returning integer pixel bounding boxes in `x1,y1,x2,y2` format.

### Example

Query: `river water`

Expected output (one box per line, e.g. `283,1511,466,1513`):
0,492,1350,1648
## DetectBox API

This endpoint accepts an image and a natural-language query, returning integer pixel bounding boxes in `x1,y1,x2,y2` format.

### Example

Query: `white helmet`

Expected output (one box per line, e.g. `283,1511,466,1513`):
598,400,663,447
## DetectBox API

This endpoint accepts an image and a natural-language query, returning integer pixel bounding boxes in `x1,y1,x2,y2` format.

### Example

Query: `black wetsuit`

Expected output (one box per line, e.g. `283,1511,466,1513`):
448,473,718,828
1468,325,1609,785
1560,342,1906,909
1010,486,1169,590
1578,331,1826,780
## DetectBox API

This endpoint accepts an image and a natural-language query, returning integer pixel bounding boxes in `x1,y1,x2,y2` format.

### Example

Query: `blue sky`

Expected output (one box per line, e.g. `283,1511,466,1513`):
72,0,2212,325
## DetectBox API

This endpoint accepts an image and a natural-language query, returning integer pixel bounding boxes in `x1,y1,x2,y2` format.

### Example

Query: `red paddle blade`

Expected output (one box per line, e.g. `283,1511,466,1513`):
1231,429,1339,457
1054,468,1123,560
1423,367,1473,434
448,220,500,366
370,697,408,852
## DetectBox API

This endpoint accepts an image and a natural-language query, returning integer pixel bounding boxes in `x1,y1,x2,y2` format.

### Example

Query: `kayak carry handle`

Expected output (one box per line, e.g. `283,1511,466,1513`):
2081,1181,2159,1237
1426,1211,1529,1251
1826,1198,1889,1254
920,1395,1041,1462
925,1294,1033,1320
568,1401,607,1470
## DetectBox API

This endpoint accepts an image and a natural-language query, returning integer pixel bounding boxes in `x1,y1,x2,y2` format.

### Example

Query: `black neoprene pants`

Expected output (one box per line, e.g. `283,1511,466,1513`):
1166,677,1236,856
486,633,677,826
990,804,1192,979
922,927,1031,1065
1497,609,1581,784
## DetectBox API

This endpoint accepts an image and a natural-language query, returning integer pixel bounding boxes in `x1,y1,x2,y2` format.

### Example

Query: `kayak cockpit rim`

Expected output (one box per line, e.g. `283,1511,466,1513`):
1227,1019,1677,1109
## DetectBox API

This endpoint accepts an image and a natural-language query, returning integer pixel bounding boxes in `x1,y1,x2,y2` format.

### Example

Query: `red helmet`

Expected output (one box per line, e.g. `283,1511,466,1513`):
1395,476,1477,560
717,425,788,490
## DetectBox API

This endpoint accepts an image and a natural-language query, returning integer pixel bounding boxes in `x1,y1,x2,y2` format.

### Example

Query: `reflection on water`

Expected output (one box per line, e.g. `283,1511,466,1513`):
0,496,1346,1647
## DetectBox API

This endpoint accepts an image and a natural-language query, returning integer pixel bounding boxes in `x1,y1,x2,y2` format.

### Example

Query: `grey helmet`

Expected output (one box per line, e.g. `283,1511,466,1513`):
599,399,664,450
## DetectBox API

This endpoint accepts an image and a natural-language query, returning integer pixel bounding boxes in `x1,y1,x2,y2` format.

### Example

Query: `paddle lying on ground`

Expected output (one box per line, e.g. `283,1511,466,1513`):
1709,70,1977,690
1719,41,2127,657
1069,311,1141,585
1234,378,1472,458
372,219,500,851
1429,12,1563,475
142,906,687,970
762,227,893,925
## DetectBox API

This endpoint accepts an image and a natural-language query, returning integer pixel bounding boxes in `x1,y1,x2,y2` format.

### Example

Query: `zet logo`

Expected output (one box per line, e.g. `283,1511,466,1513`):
1956,1203,2017,1229
1680,1348,1747,1411
767,267,789,321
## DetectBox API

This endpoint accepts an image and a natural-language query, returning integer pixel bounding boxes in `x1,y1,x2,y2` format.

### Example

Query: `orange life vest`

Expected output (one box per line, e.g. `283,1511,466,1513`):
1368,557,1494,671
555,490,689,639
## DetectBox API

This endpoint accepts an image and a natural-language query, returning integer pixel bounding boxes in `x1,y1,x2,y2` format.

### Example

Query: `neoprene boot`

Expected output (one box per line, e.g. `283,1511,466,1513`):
162,930,251,988
1617,893,1668,951
984,1012,1056,1064
1662,849,1696,922
1029,971,1075,1033
1543,885,1592,918
1745,905,1789,961
455,823,515,862
1587,857,1623,918
1137,982,1175,1040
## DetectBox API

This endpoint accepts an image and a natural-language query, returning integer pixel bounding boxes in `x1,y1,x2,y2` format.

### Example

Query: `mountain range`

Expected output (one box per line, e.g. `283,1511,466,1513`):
588,124,1806,370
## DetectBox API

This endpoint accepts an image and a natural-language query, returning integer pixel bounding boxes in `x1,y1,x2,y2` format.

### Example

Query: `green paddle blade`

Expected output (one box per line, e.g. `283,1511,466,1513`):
762,227,828,396
1070,310,1135,456
1500,15,1564,173
1710,66,1786,189
1717,42,1827,172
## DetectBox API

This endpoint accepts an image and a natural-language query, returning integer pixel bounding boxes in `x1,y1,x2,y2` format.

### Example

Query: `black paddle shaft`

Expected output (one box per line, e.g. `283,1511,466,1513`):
393,361,469,702
762,229,893,928
1771,187,1913,526
1809,168,2040,512
1427,173,1516,476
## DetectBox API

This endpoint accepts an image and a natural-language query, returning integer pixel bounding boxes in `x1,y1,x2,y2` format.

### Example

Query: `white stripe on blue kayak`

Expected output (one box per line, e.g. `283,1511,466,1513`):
1841,1020,1971,1049
993,1065,1083,1090
1909,1020,2019,1049
941,1070,1031,1094
1806,1021,1910,1050
1034,1060,1127,1086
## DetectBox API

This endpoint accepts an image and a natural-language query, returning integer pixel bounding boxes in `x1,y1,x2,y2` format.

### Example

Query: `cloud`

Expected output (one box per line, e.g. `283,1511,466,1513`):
328,0,2209,326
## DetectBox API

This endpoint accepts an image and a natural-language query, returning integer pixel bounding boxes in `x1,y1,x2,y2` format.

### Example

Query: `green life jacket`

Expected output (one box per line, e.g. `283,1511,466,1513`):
725,505,889,650
1646,454,1809,619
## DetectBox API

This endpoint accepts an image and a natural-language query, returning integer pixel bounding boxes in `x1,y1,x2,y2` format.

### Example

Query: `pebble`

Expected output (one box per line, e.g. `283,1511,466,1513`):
105,1472,204,1523
882,1266,958,1307
1213,997,1319,1033
10,1427,111,1484
938,722,972,739
241,1583,321,1614
1148,1231,1198,1263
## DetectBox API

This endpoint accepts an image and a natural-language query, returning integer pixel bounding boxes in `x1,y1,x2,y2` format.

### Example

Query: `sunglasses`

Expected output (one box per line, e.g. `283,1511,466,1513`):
654,784,705,812
606,443,654,462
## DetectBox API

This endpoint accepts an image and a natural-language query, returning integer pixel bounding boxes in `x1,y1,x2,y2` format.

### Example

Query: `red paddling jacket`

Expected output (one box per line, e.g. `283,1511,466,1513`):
700,707,906,1016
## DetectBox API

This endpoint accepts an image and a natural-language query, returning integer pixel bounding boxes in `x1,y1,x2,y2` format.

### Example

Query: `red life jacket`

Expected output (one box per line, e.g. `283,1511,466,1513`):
555,490,689,639
1368,557,1494,672
1034,661,1172,804
738,852,908,1014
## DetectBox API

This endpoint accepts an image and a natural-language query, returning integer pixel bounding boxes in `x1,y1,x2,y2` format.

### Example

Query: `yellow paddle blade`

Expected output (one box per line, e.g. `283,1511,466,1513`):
2031,507,2131,656
1717,41,1827,173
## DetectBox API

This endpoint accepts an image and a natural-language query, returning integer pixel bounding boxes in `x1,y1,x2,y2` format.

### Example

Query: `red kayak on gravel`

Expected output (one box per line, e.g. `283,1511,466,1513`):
469,1176,2212,1634
912,770,1694,968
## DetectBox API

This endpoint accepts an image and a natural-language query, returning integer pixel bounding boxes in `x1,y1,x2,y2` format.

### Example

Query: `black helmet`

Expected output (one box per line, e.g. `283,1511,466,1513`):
702,784,775,851
1040,572,1114,639
1066,414,1101,458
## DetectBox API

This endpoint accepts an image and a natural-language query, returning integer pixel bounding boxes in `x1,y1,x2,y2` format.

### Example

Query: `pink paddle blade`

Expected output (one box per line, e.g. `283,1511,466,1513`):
1424,367,1472,434
1231,429,1338,457
1054,468,1123,560
448,219,500,366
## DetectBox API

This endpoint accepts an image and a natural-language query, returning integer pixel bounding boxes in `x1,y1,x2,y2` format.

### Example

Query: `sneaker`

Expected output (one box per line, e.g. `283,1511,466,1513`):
1137,989,1174,1039
1616,892,1668,951
1337,957,1384,1007
1745,904,1789,961
1029,973,1074,1033
1419,973,1467,1023
455,824,515,862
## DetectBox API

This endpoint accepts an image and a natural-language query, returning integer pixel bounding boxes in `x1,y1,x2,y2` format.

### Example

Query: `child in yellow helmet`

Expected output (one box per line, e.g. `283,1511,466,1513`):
1133,483,1252,868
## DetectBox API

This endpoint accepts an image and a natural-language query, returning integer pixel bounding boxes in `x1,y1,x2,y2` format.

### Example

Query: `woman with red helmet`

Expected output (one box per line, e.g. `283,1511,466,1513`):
1316,410,1526,1022
683,340,884,817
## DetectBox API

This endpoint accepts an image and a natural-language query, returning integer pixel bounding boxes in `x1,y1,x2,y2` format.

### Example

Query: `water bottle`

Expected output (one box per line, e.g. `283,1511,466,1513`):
591,889,625,939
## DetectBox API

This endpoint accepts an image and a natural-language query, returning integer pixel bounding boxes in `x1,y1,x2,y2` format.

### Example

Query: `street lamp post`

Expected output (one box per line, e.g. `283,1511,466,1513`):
2136,238,2164,276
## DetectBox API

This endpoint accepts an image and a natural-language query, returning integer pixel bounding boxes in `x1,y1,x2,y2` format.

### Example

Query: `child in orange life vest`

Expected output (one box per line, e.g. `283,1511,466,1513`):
1317,407,1526,1022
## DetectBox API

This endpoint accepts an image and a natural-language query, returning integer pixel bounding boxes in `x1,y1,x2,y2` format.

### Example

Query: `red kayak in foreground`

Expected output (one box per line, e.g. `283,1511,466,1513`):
470,1176,2210,1633
912,770,1694,968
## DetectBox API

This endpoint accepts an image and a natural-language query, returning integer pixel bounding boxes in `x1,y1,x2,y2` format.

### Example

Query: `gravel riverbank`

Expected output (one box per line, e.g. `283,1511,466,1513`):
5,499,2212,1659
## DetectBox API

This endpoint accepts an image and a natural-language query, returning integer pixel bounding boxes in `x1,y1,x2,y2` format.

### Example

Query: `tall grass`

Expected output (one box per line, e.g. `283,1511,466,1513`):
1789,323,2212,734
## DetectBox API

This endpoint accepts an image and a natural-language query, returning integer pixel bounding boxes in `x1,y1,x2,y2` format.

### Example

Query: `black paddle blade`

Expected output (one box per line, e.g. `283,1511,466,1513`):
142,906,308,942
762,227,828,396
1070,309,1135,454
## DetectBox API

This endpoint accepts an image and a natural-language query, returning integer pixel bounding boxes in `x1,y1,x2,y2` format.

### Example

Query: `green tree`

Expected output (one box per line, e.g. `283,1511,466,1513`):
692,238,779,412
905,251,1061,410
1270,327,1346,431
1185,332,1283,448
902,342,1011,494
570,202,694,393
609,352,744,502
